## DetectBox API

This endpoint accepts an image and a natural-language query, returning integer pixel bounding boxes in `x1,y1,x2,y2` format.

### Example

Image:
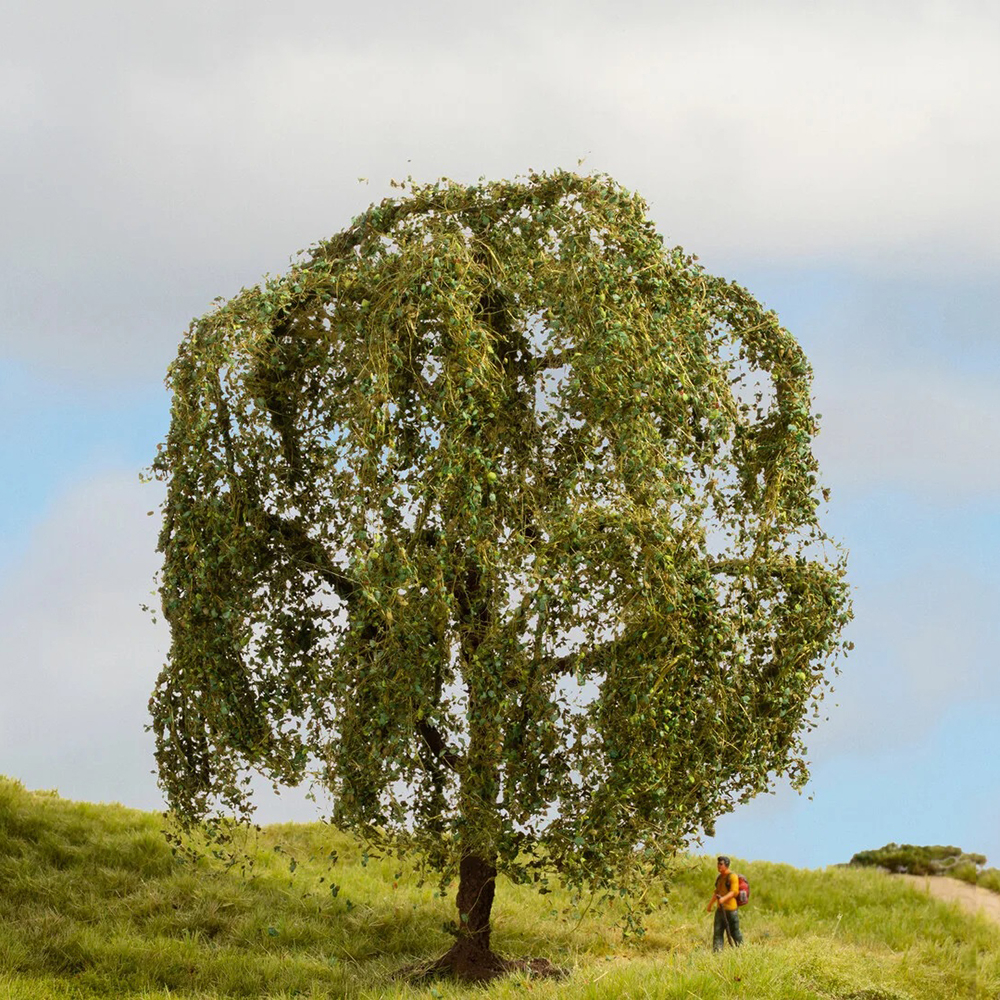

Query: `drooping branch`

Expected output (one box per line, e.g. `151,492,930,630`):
416,720,464,773
261,511,358,603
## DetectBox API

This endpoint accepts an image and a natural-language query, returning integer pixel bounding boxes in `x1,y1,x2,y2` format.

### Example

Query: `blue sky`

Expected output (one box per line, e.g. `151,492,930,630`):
2,0,998,872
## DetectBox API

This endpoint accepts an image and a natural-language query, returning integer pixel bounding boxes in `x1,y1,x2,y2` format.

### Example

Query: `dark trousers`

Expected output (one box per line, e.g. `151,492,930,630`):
713,906,743,951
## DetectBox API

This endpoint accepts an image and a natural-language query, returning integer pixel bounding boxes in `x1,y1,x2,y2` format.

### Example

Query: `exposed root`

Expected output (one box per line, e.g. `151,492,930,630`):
399,940,567,984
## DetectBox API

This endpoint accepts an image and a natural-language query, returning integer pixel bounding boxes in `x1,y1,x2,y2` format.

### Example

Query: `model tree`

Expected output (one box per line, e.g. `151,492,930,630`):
151,170,850,980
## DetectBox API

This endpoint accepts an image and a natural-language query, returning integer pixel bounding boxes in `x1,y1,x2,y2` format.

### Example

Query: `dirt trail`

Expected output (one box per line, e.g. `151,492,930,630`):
899,874,1000,925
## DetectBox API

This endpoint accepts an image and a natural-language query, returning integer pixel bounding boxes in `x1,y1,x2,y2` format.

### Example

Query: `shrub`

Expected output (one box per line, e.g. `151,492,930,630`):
849,844,1000,895
849,844,986,877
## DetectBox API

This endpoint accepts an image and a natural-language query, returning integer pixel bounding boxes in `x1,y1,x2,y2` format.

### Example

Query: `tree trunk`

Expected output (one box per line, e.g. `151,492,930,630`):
422,852,507,981
455,852,497,953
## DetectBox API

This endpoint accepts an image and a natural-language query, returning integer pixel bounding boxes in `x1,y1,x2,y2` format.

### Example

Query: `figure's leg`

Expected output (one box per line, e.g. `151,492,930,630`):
713,908,726,951
727,909,743,946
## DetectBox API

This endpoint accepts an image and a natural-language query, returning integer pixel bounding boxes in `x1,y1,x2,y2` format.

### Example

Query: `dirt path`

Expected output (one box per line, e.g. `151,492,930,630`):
899,874,1000,925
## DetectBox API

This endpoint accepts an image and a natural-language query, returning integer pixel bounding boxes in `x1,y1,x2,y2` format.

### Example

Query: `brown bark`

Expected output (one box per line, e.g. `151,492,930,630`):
455,853,497,952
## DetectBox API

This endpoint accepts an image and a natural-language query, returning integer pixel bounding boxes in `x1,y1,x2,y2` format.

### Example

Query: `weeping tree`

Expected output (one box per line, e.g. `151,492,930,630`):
151,170,850,980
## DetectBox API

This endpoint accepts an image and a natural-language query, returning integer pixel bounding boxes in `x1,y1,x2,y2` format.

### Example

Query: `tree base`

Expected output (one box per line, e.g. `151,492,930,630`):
402,939,566,984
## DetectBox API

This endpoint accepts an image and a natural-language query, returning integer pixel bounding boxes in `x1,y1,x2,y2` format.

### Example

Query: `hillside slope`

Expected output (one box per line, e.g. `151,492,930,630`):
0,777,996,999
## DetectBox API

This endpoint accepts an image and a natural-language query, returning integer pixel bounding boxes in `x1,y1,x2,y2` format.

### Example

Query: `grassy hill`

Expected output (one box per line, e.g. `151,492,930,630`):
0,777,996,999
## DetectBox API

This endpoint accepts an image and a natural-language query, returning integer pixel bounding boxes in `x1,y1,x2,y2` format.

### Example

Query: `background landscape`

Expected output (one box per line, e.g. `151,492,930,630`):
2,1,999,870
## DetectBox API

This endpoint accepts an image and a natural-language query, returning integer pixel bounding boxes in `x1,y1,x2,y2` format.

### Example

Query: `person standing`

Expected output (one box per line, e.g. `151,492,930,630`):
707,855,743,951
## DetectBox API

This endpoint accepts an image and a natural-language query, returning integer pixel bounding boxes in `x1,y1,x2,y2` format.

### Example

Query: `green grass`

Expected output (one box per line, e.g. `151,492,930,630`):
1,776,997,999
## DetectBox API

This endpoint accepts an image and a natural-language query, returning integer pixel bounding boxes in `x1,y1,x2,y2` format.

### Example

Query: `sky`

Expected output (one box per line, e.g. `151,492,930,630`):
2,0,998,871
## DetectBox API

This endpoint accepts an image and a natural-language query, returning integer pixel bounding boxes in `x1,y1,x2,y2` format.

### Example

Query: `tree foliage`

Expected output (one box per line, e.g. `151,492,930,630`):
151,170,850,917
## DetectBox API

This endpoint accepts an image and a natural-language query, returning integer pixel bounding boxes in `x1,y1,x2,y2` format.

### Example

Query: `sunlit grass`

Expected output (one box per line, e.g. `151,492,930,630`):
0,776,996,998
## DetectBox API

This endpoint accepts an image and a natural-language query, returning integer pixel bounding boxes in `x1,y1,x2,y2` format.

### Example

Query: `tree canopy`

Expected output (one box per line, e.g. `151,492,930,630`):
151,170,850,974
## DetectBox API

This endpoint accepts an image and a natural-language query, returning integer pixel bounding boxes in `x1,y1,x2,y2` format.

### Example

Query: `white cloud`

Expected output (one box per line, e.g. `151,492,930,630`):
578,5,999,266
0,473,166,808
2,2,997,379
809,562,999,756
0,470,337,821
814,366,1000,496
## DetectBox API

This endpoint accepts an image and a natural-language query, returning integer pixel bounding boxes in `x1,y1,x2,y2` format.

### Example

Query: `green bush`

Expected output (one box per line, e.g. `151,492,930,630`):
849,843,986,877
849,844,1000,896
